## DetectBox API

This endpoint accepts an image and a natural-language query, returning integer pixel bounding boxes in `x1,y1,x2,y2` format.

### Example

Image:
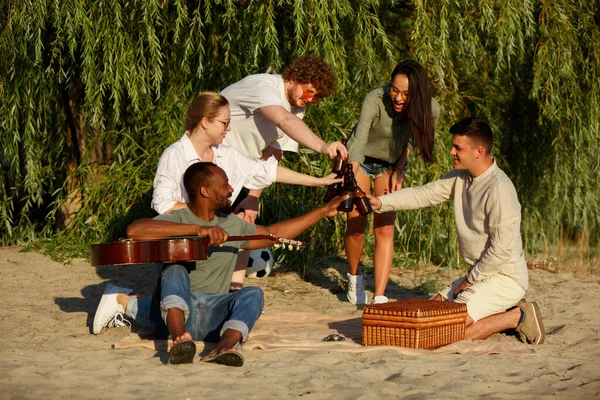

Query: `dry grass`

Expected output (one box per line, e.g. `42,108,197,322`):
527,242,599,275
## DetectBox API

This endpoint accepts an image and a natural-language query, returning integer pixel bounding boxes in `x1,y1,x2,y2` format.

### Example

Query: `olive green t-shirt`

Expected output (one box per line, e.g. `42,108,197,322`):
154,208,256,294
347,85,441,165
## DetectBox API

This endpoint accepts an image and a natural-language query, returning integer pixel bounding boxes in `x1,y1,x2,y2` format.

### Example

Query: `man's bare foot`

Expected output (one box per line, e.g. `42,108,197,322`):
164,307,197,364
169,333,196,365
201,329,244,366
171,332,193,349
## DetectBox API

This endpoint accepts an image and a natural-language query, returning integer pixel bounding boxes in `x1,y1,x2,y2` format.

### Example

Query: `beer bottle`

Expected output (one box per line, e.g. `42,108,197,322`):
331,151,348,173
324,140,348,203
331,139,348,173
337,165,356,212
323,170,344,203
353,184,372,215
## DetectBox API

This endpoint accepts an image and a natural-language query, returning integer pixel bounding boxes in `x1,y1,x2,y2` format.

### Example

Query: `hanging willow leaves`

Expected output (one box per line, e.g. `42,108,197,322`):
1,0,598,271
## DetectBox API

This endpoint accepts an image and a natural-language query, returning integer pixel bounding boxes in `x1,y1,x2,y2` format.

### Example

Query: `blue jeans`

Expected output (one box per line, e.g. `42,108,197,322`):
125,295,153,327
135,264,264,342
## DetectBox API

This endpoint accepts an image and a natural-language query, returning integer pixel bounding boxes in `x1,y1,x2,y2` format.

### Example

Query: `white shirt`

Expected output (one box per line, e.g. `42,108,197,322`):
152,133,278,214
378,160,528,290
220,73,304,158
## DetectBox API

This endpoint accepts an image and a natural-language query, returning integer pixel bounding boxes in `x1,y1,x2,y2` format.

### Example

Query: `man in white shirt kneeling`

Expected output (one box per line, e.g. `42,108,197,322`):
368,117,545,345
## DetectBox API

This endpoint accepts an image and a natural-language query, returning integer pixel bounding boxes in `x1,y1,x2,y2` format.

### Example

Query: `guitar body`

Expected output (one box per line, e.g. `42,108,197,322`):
90,237,209,266
90,235,305,266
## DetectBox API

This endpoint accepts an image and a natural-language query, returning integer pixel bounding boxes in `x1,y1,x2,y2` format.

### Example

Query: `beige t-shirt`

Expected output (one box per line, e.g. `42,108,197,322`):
154,208,256,294
378,160,528,290
221,74,305,159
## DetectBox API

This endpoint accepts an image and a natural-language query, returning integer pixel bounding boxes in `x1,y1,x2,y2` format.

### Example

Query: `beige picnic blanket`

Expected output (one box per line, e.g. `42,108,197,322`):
114,311,535,356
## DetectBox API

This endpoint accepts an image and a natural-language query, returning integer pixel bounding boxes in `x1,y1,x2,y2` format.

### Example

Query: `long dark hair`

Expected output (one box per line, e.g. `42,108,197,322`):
391,60,435,163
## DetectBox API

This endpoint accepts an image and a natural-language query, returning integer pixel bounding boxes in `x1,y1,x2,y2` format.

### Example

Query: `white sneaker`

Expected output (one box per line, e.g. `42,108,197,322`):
346,273,367,305
371,295,389,304
93,283,133,334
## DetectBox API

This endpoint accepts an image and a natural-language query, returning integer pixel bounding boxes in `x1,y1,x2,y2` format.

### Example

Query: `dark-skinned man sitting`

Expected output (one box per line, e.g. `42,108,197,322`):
95,162,346,366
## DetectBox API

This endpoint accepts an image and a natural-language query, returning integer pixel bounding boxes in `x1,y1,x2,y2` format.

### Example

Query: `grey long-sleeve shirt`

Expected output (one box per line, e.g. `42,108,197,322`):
347,85,441,165
379,160,528,290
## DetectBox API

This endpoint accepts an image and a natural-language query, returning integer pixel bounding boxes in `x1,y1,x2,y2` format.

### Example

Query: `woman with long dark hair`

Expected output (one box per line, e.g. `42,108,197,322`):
344,60,440,305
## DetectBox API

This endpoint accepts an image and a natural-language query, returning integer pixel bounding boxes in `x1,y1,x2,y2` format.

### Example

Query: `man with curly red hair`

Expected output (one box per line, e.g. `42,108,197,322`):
220,55,347,224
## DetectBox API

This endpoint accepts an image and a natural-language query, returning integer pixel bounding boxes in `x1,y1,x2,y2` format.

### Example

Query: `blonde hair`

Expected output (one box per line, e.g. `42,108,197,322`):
185,92,229,132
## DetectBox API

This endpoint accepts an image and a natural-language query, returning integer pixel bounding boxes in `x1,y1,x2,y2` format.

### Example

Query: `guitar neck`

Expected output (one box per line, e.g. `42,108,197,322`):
225,234,306,248
227,235,276,242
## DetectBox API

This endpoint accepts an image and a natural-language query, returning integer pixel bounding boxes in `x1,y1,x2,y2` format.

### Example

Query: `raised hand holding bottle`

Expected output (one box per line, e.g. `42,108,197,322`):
336,165,356,212
323,146,348,203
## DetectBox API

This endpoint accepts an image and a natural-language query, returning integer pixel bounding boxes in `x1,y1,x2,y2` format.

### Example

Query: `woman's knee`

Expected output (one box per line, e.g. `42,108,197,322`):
346,215,368,235
374,224,395,240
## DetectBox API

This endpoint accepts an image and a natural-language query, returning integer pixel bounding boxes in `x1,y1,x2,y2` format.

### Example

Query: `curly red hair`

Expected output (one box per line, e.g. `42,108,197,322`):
282,55,336,98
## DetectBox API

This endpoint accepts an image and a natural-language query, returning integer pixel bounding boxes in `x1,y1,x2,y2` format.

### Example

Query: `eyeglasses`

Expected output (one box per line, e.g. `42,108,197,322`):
213,119,231,129
300,84,323,104
388,85,410,102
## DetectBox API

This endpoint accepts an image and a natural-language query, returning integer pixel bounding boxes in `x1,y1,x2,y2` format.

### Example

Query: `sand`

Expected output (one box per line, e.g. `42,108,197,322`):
0,245,599,399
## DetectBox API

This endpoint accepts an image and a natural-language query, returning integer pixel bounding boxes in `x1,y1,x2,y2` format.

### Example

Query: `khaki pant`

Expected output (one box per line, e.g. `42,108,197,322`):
438,274,526,322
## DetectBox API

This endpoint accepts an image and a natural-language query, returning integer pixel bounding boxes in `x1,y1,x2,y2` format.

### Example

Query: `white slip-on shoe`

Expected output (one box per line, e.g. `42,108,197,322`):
92,283,133,335
346,273,367,305
371,295,389,305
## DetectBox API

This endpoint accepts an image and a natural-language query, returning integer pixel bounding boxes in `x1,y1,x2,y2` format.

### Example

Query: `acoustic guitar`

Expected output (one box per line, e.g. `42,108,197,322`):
89,234,306,266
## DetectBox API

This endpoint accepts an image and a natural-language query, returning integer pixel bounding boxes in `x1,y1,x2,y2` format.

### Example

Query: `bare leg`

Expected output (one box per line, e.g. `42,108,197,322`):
164,307,195,364
116,292,130,310
371,170,396,297
230,250,250,291
166,308,192,347
464,307,521,340
345,214,368,276
344,169,370,276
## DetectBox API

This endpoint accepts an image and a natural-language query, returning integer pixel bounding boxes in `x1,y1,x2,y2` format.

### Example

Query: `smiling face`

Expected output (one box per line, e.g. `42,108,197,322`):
389,73,410,114
207,166,234,213
450,134,480,172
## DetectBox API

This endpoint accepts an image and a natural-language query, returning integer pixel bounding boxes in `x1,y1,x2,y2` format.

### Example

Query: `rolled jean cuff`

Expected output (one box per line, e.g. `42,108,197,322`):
125,296,152,328
160,294,190,323
222,320,249,342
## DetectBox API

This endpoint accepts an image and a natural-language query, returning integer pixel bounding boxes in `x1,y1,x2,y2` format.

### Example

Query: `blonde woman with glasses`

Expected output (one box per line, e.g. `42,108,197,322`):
344,60,441,305
152,92,340,216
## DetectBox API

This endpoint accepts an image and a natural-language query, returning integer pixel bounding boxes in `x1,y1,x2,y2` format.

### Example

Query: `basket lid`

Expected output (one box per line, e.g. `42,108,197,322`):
363,299,467,318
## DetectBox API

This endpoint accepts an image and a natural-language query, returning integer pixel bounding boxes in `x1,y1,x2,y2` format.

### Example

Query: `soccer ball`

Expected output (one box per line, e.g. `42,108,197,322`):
246,248,274,278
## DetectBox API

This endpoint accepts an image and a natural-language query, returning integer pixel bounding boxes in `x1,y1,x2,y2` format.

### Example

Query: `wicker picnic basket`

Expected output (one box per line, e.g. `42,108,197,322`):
362,299,468,349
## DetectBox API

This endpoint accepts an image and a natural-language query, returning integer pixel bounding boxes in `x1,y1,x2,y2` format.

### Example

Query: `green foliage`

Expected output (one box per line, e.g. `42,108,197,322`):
1,0,598,275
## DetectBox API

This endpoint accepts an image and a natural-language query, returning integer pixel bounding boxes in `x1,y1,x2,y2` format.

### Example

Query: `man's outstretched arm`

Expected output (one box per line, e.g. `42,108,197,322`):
261,105,347,158
243,195,348,250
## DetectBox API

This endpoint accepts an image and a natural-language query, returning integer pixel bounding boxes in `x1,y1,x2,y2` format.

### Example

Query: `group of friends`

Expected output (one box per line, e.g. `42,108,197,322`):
92,55,545,367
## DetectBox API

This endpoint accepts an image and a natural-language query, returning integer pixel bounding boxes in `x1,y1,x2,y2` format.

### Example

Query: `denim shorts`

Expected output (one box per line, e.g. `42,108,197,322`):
359,156,394,178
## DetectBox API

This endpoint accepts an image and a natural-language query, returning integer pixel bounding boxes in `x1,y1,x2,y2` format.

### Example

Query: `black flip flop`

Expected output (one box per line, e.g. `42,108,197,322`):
205,350,244,367
169,339,196,364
